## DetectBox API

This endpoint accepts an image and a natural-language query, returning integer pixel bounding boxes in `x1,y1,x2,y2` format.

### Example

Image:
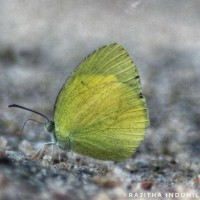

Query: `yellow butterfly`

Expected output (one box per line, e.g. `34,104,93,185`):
9,43,149,161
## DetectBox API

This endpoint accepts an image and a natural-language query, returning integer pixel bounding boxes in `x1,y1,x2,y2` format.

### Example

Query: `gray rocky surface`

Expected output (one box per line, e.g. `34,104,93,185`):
0,1,200,199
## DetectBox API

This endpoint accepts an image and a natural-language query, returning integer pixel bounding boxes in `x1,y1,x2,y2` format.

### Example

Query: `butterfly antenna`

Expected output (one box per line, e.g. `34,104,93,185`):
17,118,43,147
8,104,50,122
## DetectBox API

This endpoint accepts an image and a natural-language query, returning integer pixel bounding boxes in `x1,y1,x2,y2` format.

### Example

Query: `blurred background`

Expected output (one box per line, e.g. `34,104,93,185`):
0,0,200,170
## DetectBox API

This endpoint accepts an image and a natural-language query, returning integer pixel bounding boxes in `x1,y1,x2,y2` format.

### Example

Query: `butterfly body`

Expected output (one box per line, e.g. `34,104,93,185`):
9,43,149,161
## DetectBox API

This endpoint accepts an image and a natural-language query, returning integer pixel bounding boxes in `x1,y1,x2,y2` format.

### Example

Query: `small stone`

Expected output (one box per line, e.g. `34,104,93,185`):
0,173,7,187
193,175,200,185
94,192,111,200
141,180,153,190
0,136,7,148
91,175,122,188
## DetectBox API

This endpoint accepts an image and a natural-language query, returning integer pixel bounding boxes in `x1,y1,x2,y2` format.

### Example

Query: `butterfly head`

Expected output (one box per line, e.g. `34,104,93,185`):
44,121,55,133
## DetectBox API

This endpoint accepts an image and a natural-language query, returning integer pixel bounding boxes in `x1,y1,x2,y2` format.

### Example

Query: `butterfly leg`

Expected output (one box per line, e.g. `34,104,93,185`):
31,141,56,160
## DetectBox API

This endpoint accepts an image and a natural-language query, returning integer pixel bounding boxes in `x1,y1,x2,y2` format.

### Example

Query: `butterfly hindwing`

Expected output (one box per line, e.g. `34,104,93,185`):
54,43,149,161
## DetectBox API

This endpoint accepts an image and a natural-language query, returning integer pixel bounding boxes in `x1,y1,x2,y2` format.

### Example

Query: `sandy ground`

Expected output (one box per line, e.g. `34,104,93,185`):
0,1,200,199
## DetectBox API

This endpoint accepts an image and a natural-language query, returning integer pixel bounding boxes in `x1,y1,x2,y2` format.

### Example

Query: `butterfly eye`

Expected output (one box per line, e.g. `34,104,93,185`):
44,121,55,133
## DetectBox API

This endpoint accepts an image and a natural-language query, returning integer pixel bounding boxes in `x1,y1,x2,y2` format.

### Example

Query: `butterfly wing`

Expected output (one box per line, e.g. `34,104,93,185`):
54,43,149,161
